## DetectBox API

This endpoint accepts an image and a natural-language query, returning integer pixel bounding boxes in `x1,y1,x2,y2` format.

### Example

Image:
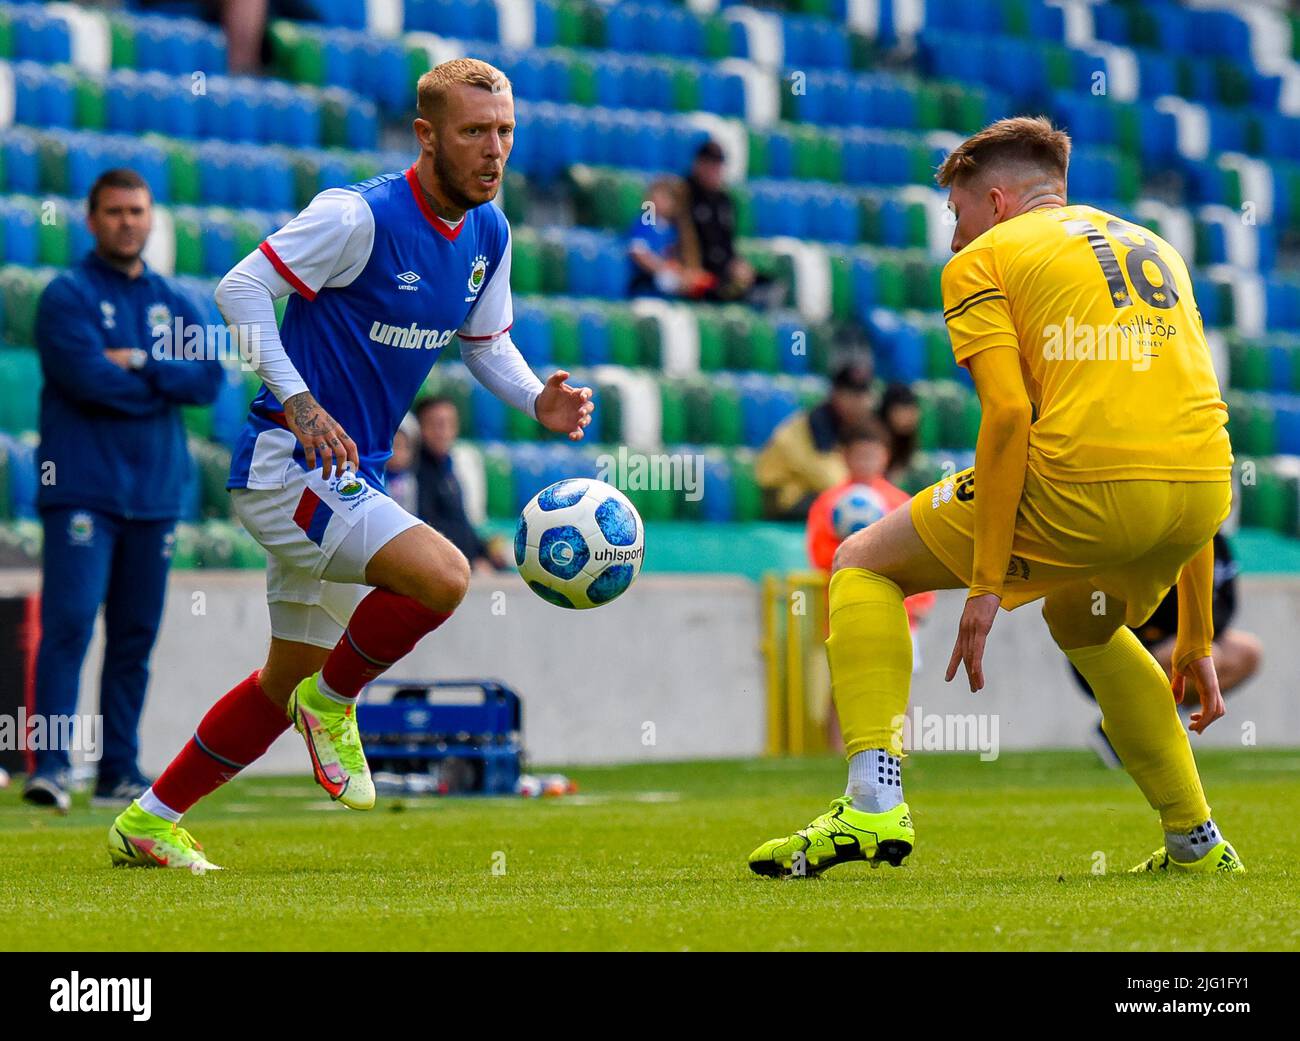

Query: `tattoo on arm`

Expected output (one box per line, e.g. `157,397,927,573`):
285,391,324,436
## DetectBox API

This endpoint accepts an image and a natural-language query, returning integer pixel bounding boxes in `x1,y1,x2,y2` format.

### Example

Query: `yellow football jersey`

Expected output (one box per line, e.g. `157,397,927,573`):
941,203,1232,482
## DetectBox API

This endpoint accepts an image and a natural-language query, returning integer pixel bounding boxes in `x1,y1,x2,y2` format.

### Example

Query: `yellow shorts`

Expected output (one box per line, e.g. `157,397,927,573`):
910,467,1232,626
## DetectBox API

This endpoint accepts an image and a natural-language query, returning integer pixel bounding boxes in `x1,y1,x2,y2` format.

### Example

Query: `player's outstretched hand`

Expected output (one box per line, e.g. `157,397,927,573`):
1173,655,1225,734
283,390,360,480
945,592,1000,693
536,370,594,441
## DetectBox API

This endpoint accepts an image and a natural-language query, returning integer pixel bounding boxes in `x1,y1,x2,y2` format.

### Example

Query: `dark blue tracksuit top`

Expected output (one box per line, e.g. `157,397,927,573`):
35,251,224,519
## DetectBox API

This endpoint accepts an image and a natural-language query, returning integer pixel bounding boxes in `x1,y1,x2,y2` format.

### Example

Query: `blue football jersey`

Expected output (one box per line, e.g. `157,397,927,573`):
228,165,513,490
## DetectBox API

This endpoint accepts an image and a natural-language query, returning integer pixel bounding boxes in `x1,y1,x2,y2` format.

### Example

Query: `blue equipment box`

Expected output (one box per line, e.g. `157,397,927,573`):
357,680,523,795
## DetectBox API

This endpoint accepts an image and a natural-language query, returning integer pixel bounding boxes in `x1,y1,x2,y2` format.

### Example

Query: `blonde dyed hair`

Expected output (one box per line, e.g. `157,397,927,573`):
416,58,512,124
935,115,1071,188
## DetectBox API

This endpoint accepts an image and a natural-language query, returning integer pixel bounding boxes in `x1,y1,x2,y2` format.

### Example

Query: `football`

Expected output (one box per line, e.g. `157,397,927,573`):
831,483,888,540
515,479,646,609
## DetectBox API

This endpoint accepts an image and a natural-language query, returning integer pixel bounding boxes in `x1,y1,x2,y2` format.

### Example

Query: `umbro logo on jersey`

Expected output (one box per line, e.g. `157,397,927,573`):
369,320,455,351
396,271,421,292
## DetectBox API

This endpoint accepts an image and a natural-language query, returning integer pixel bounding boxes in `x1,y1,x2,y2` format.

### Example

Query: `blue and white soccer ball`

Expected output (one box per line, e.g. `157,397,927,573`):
515,479,646,609
831,484,888,540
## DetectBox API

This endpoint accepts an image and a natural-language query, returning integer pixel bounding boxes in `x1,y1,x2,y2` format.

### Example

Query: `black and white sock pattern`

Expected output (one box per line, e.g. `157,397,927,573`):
846,749,903,813
1165,819,1222,863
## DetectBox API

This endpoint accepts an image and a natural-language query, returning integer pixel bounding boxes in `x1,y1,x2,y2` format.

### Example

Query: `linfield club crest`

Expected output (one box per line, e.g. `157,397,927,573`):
146,302,172,332
68,512,94,545
467,254,489,296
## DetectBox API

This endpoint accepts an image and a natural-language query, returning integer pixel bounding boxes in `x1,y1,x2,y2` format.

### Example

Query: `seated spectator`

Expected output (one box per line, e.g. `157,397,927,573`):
627,177,716,298
686,140,781,306
755,358,875,520
385,414,419,516
879,382,921,484
414,396,507,572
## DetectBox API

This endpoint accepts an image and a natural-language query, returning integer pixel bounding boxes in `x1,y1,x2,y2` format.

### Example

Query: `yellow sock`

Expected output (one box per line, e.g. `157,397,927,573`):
826,567,912,759
1066,628,1210,831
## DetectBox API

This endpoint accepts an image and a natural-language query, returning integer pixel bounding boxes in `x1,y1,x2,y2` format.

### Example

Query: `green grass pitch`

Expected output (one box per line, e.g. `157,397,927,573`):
2,750,1298,951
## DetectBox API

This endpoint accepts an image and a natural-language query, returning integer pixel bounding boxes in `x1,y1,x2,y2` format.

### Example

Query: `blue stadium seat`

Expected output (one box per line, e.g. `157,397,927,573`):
577,306,611,366
0,202,37,266
775,317,810,375
471,380,509,444
1,132,40,194
699,453,735,522
13,63,75,130
10,5,72,65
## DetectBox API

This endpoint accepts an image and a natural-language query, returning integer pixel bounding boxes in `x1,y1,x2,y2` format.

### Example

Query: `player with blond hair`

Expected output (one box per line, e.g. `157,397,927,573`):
108,59,594,870
750,116,1243,878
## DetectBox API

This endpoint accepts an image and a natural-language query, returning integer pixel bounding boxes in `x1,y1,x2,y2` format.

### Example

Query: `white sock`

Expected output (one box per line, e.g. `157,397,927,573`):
137,787,182,823
315,672,357,705
846,749,903,813
1165,819,1222,863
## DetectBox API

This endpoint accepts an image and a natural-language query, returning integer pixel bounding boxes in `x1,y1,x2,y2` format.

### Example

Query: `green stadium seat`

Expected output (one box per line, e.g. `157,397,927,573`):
806,319,835,374
74,78,106,131
481,444,514,519
548,307,581,367
709,380,743,446
732,187,755,237
746,130,770,179
730,449,763,522
1229,337,1269,391
659,378,687,443
37,201,71,268
506,398,538,442
607,308,639,368
569,59,598,107
173,209,204,275
540,239,568,295
671,66,700,112
510,230,542,294
923,326,952,379
721,307,756,371
745,315,780,373
0,346,41,433
594,378,623,443
913,382,943,451
871,255,907,310
828,252,856,322
682,377,712,443
1225,392,1277,457
635,314,661,368
691,309,722,371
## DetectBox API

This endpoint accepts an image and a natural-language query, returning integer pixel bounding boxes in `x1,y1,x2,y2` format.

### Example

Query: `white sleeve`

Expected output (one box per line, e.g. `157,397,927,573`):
214,251,309,405
214,189,375,405
459,331,544,419
458,225,513,340
258,187,375,299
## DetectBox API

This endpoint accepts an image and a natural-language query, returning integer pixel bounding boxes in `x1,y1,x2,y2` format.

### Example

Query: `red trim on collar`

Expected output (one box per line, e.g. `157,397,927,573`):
259,241,316,301
406,165,464,241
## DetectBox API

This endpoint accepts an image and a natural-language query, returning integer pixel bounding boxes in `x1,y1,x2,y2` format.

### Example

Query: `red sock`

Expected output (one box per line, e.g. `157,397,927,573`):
320,589,451,699
151,671,289,814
